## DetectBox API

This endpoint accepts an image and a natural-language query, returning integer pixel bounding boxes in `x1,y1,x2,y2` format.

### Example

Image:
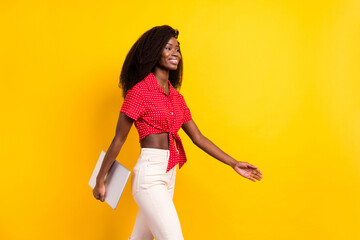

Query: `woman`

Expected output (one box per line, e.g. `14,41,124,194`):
93,25,263,240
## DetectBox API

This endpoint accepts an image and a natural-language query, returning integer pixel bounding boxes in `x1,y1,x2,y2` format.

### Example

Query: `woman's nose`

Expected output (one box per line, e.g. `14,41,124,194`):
171,50,180,56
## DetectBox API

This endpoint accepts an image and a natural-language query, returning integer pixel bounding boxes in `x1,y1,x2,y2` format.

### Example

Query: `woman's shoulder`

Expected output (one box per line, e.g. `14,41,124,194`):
129,79,148,93
174,89,186,100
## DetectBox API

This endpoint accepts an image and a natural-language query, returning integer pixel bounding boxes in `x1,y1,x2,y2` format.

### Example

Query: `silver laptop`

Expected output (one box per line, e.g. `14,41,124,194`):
89,150,131,209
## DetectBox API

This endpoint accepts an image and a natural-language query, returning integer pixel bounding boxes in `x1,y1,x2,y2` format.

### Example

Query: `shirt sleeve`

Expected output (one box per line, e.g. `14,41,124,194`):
120,88,145,121
181,95,192,124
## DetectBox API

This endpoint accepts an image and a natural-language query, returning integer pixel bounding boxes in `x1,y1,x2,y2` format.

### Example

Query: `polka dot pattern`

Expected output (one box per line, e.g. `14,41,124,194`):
120,73,192,172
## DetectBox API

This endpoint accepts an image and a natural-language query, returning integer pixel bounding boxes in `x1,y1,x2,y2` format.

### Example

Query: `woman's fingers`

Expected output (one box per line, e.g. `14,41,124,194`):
247,163,258,169
93,186,105,201
234,163,263,181
95,193,104,201
245,169,262,181
247,164,262,176
247,176,256,182
242,162,263,176
252,174,262,181
255,169,263,175
94,193,100,200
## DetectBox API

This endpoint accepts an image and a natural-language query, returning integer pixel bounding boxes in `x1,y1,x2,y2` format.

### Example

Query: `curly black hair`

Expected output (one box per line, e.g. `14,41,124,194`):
119,25,183,98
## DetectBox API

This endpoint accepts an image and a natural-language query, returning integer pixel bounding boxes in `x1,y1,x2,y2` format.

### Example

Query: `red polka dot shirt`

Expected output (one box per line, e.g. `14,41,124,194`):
120,72,192,172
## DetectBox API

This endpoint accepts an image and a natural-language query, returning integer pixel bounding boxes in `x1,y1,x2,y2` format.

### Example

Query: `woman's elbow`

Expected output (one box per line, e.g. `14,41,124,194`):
191,133,205,147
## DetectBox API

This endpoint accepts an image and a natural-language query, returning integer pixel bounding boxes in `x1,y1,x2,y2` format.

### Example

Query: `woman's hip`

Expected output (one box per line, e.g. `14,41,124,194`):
131,148,176,195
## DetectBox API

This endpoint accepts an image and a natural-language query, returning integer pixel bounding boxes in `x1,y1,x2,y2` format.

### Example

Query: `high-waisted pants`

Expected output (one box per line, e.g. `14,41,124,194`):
129,148,184,240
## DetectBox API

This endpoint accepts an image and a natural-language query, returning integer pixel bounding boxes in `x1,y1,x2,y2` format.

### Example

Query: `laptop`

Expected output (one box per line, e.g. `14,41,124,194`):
89,150,131,209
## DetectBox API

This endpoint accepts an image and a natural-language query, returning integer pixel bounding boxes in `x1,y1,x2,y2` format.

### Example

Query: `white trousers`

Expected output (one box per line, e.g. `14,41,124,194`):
129,148,184,240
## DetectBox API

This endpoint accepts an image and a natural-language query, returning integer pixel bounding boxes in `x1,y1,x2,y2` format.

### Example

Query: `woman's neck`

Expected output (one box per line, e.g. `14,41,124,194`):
153,68,169,88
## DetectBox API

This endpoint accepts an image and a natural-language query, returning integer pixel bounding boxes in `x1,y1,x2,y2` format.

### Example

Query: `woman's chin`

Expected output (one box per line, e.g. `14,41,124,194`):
168,65,178,71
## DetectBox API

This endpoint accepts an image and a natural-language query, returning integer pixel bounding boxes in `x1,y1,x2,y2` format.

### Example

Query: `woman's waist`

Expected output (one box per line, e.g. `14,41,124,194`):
137,147,170,165
135,121,181,140
140,132,181,149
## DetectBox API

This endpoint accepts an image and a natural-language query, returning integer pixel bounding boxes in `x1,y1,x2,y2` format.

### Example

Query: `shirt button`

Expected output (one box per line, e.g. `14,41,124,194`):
171,112,173,115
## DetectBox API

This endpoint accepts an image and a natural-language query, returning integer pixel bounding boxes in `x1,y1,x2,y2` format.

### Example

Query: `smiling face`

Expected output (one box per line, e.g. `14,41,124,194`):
157,37,181,71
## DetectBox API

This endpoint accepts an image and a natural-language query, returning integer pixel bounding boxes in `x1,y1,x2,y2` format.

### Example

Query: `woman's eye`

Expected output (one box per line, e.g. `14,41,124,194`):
165,47,171,50
176,49,180,53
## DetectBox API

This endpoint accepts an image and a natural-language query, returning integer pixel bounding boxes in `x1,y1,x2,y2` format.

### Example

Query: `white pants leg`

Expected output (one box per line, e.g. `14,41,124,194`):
129,148,184,240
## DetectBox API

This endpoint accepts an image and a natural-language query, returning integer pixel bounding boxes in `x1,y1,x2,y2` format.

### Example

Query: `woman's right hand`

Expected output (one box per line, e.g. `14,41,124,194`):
93,181,106,202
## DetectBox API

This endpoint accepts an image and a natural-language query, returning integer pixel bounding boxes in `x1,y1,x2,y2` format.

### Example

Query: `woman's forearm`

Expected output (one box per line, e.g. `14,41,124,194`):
194,135,238,168
96,137,125,184
95,112,134,185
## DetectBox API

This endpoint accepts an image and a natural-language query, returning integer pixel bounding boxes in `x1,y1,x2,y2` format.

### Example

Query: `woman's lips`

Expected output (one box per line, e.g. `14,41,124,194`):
169,59,178,64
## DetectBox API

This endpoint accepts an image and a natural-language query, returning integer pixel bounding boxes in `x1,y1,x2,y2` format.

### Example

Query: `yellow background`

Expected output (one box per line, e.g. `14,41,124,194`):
1,0,359,239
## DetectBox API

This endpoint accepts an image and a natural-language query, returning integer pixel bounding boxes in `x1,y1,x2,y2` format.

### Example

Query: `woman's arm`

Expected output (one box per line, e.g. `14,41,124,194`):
93,112,134,201
181,119,262,182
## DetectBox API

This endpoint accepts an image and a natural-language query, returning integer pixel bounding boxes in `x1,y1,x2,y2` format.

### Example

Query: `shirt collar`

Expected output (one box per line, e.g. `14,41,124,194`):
144,72,179,96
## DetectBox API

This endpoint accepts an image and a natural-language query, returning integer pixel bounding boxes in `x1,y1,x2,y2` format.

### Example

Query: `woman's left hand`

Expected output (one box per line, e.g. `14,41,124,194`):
233,161,263,182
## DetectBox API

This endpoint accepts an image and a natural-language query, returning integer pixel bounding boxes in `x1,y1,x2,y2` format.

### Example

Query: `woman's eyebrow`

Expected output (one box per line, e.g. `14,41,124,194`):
166,43,180,47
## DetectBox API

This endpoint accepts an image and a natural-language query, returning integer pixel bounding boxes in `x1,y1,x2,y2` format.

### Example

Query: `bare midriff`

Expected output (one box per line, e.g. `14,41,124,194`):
140,132,170,150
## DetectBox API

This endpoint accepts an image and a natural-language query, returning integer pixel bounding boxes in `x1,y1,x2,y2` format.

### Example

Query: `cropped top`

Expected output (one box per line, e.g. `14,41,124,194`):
120,72,192,172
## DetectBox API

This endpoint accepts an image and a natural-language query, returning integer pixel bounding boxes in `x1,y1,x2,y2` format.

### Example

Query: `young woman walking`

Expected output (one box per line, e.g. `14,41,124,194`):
93,25,263,240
